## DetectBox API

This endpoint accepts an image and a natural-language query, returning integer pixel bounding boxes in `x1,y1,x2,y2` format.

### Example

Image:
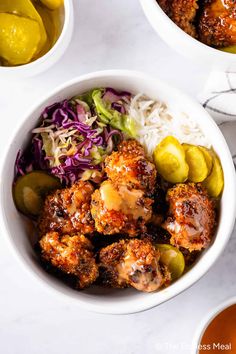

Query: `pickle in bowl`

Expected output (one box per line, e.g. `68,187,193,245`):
0,0,64,67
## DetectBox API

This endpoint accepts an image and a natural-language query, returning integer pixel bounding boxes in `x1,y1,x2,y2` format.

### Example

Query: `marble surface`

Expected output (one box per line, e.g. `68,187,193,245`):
0,1,235,353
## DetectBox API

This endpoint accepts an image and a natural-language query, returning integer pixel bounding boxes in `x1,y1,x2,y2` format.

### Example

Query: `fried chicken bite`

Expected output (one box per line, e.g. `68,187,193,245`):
98,239,170,292
105,139,157,194
91,180,153,236
150,182,168,226
158,0,198,37
39,232,98,289
92,140,157,236
141,224,171,245
38,181,95,236
198,0,236,47
163,183,216,252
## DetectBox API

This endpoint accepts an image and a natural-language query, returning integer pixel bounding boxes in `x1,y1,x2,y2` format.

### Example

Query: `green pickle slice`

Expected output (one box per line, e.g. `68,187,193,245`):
40,0,63,10
0,13,41,66
203,152,224,198
13,171,61,216
198,146,213,176
35,2,61,52
156,244,185,280
153,136,189,183
0,0,47,60
220,46,236,54
183,144,209,182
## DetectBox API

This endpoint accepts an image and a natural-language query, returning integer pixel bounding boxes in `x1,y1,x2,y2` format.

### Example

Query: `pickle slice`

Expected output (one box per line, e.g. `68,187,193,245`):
153,136,189,183
198,146,213,176
220,46,236,54
35,2,61,51
156,244,185,280
0,13,41,66
13,171,61,216
40,0,63,10
203,152,224,198
0,0,47,57
183,144,209,182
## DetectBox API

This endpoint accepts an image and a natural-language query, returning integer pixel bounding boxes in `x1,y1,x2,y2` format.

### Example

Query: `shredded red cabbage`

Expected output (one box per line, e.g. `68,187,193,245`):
103,87,131,104
103,88,131,115
14,88,129,186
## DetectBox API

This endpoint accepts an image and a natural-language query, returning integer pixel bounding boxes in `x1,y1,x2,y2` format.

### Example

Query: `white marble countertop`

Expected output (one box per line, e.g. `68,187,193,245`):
0,1,235,353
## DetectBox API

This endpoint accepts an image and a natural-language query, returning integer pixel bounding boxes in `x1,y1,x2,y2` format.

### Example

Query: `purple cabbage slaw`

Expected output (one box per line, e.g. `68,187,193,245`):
103,87,131,114
15,88,131,186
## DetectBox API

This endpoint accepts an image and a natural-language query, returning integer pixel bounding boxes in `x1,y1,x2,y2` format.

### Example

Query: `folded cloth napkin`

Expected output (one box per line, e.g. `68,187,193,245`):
198,71,236,168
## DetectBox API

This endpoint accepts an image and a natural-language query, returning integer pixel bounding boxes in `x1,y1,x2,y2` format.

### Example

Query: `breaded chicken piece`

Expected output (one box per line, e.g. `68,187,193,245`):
39,232,98,289
163,183,216,252
98,239,170,292
105,140,157,195
158,0,198,37
198,0,236,47
91,180,153,236
38,181,95,236
140,224,171,245
93,140,156,236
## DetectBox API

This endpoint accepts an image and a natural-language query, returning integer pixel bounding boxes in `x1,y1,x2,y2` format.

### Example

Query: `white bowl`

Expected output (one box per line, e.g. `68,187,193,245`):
0,70,235,314
140,0,236,70
191,297,236,353
0,0,74,79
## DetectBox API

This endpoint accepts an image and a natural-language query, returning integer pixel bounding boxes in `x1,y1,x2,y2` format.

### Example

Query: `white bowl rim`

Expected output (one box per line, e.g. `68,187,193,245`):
0,70,236,314
140,0,236,60
0,0,73,72
191,296,236,353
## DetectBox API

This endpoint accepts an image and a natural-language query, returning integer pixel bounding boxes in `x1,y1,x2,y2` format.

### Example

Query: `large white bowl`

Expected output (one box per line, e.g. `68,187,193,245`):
0,70,235,314
140,0,236,70
0,0,74,78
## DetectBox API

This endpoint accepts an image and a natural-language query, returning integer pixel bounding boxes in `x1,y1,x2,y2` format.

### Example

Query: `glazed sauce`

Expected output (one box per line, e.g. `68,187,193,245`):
199,304,236,353
100,181,150,220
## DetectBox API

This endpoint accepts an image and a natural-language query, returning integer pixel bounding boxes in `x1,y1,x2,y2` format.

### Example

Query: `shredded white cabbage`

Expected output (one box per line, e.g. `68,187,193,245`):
32,125,82,167
129,94,210,159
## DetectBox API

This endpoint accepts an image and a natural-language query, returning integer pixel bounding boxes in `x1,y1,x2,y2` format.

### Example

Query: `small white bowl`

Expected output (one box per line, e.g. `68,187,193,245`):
0,0,74,79
0,70,235,314
140,0,236,70
191,297,236,353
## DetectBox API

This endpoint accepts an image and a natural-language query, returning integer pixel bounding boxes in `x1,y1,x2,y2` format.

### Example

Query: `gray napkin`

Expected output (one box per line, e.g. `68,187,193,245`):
198,71,236,169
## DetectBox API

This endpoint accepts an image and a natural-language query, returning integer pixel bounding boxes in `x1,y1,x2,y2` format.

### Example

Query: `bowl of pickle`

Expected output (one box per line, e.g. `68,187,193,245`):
0,0,74,78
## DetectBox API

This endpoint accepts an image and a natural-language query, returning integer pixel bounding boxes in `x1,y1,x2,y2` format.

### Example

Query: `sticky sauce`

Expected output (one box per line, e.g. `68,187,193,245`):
199,304,236,353
116,253,162,292
100,181,123,211
100,181,149,220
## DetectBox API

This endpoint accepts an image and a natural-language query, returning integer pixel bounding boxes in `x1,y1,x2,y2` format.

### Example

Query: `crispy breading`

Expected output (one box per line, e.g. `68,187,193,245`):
91,181,153,236
91,140,156,236
39,232,98,289
105,140,157,194
198,0,236,47
158,0,170,14
98,239,170,292
38,181,95,235
163,183,216,252
158,0,198,37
